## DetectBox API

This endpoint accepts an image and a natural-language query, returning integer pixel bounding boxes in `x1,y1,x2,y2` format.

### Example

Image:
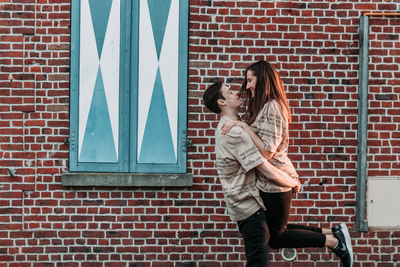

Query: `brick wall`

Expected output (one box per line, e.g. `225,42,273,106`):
368,16,400,177
1,0,400,266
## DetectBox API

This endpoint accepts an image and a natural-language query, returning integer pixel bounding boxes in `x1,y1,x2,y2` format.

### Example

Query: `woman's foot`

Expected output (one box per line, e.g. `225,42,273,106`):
331,223,353,267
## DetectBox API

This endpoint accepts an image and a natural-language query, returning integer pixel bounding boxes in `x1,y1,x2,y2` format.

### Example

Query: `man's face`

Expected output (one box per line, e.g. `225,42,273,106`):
220,85,242,109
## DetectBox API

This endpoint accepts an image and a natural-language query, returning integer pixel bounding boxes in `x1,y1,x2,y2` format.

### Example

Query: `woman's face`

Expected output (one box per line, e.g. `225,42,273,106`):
246,70,257,98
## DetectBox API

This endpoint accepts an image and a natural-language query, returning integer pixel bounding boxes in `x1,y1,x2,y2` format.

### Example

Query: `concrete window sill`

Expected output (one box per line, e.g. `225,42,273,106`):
61,172,193,187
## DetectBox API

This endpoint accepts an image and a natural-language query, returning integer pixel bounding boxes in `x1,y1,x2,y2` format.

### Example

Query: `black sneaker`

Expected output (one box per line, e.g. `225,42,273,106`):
331,223,353,267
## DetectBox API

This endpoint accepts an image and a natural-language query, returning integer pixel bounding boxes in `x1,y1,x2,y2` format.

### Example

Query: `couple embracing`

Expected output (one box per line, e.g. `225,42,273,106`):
203,60,353,267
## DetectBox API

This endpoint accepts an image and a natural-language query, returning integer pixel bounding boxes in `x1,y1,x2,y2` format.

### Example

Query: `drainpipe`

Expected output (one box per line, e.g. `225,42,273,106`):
356,15,369,232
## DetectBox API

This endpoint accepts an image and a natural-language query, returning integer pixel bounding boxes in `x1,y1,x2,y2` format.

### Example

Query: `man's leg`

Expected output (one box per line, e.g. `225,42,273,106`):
237,209,270,267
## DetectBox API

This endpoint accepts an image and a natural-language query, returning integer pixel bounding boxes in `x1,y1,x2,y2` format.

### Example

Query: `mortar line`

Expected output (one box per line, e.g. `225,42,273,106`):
22,113,25,151
34,70,37,112
34,0,37,35
22,34,29,151
22,35,26,75
34,152,37,192
22,191,25,231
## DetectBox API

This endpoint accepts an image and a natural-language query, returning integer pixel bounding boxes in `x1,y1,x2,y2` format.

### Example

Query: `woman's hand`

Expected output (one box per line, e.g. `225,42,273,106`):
220,119,243,135
292,177,302,194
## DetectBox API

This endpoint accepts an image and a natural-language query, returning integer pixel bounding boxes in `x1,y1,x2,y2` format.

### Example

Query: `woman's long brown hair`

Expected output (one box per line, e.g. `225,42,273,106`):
240,60,292,125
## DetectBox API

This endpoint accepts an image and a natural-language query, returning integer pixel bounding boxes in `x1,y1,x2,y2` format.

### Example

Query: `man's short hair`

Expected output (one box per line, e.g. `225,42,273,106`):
203,80,224,114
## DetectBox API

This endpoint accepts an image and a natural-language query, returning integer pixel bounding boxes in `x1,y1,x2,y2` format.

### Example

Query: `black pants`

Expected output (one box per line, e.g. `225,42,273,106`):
260,190,326,249
237,209,269,267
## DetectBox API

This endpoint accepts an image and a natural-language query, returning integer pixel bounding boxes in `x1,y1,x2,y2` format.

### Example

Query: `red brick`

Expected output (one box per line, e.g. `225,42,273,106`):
1,1,400,266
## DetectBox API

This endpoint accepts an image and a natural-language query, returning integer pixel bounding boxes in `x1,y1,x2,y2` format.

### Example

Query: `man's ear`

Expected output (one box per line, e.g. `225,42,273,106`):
217,98,225,108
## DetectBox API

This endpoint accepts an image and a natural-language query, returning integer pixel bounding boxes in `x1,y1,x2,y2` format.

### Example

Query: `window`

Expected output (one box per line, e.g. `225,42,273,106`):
69,0,188,173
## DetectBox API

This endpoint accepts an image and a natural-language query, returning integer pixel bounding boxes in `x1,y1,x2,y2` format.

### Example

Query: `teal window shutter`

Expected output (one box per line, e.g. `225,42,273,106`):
69,0,188,173
131,0,188,173
69,0,130,172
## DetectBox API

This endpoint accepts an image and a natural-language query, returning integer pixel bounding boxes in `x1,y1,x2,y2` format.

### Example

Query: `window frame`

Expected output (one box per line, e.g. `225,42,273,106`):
69,0,188,174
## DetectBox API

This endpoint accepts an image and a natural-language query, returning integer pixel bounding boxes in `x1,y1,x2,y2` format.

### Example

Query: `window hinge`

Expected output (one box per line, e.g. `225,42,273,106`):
70,129,76,152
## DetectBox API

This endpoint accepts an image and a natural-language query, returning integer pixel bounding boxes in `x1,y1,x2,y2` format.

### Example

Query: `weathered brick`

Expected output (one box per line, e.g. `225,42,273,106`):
1,1,400,266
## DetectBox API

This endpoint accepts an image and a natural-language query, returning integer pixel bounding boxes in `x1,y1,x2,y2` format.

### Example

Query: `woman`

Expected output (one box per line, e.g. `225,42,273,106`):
220,60,353,266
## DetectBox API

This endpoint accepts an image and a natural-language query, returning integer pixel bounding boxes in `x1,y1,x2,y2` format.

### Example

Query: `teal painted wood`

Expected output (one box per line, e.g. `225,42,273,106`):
137,0,176,164
80,69,118,163
69,0,129,172
132,0,188,173
138,69,177,164
129,0,140,172
177,0,189,173
119,0,131,172
70,0,187,173
88,0,113,57
147,0,172,58
79,0,118,163
69,0,80,171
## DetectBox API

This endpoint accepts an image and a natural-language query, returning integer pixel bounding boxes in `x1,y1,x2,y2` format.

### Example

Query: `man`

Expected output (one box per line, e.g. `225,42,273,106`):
203,80,299,266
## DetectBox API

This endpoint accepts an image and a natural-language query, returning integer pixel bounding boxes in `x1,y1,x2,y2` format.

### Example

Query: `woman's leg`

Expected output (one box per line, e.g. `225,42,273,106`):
260,190,326,249
287,224,334,236
287,224,322,233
